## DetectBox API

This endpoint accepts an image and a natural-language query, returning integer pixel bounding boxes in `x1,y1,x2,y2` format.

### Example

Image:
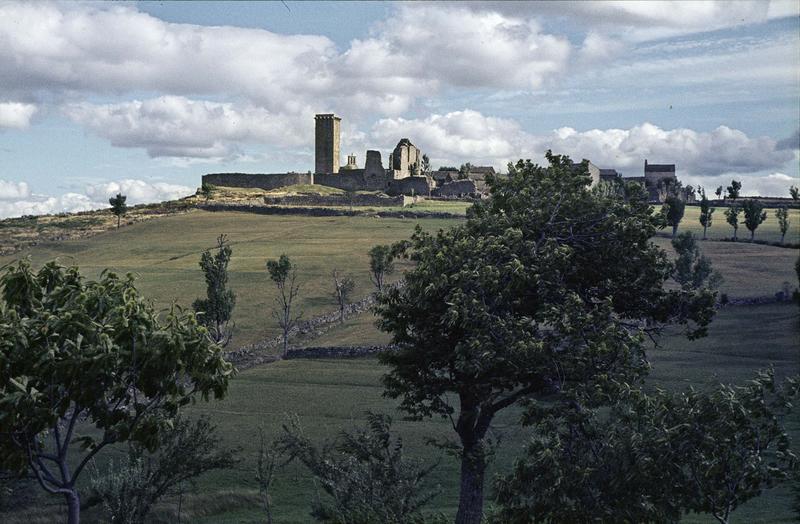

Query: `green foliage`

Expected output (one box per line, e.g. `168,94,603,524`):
421,154,431,175
492,370,799,524
331,269,356,323
368,244,403,293
200,182,216,202
0,260,232,523
256,427,279,524
109,193,128,229
741,199,768,241
661,195,686,237
277,412,440,524
726,180,742,201
192,234,236,347
90,415,239,524
790,185,799,202
776,206,790,244
458,162,472,180
699,187,715,239
715,185,724,199
376,151,717,523
672,232,722,292
725,204,742,240
267,254,301,357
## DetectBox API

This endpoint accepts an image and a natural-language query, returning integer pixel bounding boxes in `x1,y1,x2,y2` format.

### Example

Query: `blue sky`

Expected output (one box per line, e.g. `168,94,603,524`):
0,1,797,217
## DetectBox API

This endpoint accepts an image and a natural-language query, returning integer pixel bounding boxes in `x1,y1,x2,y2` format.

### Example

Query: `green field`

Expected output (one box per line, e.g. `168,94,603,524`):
1,210,799,523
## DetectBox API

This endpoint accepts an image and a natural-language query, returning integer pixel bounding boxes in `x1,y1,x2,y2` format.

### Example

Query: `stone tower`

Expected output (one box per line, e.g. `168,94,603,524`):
315,113,341,174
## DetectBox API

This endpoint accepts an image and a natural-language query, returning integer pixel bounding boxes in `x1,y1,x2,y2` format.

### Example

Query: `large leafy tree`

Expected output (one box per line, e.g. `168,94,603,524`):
725,204,742,241
0,261,232,524
661,195,686,237
376,152,717,524
192,234,236,347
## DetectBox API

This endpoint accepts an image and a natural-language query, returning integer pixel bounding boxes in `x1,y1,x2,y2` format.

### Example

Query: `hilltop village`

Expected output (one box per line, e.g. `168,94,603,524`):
203,114,684,202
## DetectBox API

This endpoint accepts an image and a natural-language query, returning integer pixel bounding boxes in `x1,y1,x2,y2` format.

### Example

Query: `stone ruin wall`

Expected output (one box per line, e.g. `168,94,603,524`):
203,172,313,191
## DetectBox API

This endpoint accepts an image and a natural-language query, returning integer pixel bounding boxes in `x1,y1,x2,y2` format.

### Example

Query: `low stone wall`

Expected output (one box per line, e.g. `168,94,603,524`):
286,345,396,359
263,193,405,207
387,176,432,197
433,180,478,197
197,203,462,219
203,172,313,190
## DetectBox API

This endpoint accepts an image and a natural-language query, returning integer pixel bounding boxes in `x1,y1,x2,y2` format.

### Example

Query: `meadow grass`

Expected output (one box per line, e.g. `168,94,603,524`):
1,210,798,523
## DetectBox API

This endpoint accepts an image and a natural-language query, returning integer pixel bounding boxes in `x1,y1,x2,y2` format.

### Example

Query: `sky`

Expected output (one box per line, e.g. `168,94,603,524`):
0,0,798,218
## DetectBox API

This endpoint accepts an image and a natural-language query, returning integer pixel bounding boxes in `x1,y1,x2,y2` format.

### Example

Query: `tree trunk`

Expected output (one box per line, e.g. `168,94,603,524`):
781,232,786,245
732,227,737,241
750,230,755,241
455,442,487,524
66,490,81,524
672,224,678,237
116,215,120,229
703,224,707,240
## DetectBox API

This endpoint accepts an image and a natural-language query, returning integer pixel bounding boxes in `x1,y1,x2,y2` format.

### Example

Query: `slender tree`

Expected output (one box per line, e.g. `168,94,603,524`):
376,152,716,524
776,206,790,245
725,204,742,241
0,261,232,524
255,427,279,524
192,234,236,347
200,182,215,202
331,269,356,323
661,195,686,237
790,185,799,202
109,193,128,229
267,254,301,357
368,244,399,293
726,179,742,202
715,185,724,201
699,187,715,240
421,154,431,176
741,199,767,241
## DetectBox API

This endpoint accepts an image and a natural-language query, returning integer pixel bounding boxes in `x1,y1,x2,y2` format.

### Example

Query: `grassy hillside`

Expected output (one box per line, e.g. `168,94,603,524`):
1,208,798,523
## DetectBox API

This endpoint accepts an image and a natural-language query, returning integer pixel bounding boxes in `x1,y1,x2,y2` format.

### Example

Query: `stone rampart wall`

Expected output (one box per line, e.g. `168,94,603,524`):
263,194,406,207
203,172,313,190
387,176,432,196
433,180,477,197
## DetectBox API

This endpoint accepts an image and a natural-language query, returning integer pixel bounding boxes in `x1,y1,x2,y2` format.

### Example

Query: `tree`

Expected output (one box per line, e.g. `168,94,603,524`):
493,370,799,524
661,195,686,237
699,187,715,239
89,415,239,524
790,185,799,202
267,254,301,357
726,179,742,202
741,199,767,241
725,204,742,241
776,206,790,245
277,412,440,523
256,428,279,524
715,185,724,200
368,244,402,293
0,261,232,524
192,234,236,347
458,162,472,180
376,152,717,524
421,154,431,176
199,182,215,202
672,232,722,291
331,269,356,323
109,193,128,229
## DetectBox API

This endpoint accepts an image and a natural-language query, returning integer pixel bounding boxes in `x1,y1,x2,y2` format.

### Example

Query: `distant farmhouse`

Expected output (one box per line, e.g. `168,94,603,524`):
203,113,681,201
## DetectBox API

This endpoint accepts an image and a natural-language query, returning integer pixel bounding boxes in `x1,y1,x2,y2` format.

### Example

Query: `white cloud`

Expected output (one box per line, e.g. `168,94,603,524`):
0,179,31,199
63,96,311,158
373,111,796,180
84,179,194,204
473,1,797,41
0,102,37,129
0,179,195,219
0,193,104,219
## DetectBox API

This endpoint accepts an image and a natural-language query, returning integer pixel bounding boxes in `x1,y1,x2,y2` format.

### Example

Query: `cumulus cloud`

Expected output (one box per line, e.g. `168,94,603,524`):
84,179,194,204
472,1,798,41
64,96,311,158
0,102,37,129
0,179,195,219
372,111,795,180
680,172,800,198
0,179,31,200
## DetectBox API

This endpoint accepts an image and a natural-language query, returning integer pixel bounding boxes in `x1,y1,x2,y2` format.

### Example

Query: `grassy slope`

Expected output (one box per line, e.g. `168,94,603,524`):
1,209,799,523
